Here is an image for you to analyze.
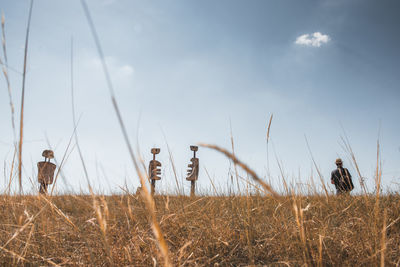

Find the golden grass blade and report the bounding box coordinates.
[49,116,82,195]
[70,37,91,188]
[265,114,273,180]
[339,134,368,194]
[304,136,329,199]
[199,143,280,200]
[204,167,218,195]
[92,195,113,265]
[274,152,289,195]
[1,61,16,136]
[1,11,15,128]
[380,208,387,267]
[0,13,21,75]
[162,131,181,195]
[32,253,60,266]
[229,120,241,194]
[2,204,47,249]
[266,113,273,144]
[178,240,192,265]
[80,1,172,266]
[292,198,314,266]
[40,195,78,230]
[18,0,34,194]
[0,245,27,263]
[5,148,16,195]
[236,173,267,195]
[375,140,381,198]
[19,223,34,262]
[1,12,7,62]
[318,235,323,267]
[138,176,172,267]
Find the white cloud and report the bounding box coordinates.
[295,32,330,47]
[119,65,134,76]
[81,56,135,92]
[87,57,135,78]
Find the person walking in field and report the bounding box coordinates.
[331,158,354,195]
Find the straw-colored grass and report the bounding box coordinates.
[1,2,399,266]
[0,194,399,265]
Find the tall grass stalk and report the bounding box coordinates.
[5,149,16,194]
[162,132,181,195]
[80,1,172,265]
[48,121,81,195]
[373,140,384,264]
[305,136,329,200]
[92,195,113,265]
[200,143,280,200]
[340,134,368,194]
[275,155,290,195]
[229,120,241,194]
[70,37,90,188]
[19,223,34,263]
[204,167,218,195]
[18,0,34,194]
[1,12,16,138]
[292,196,314,266]
[380,208,387,267]
[266,113,273,178]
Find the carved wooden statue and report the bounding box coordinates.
[186,146,199,197]
[148,148,161,195]
[37,150,56,194]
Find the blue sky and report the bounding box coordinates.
[0,0,399,194]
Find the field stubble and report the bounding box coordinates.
[1,3,399,266]
[0,194,399,266]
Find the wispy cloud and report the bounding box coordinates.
[295,32,330,47]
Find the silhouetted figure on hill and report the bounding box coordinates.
[331,158,354,195]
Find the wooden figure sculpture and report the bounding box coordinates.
[148,148,161,196]
[37,150,56,194]
[186,146,199,197]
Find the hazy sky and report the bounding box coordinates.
[0,0,399,194]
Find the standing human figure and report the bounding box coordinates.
[331,158,354,195]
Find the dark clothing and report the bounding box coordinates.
[331,167,354,194]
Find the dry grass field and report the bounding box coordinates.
[1,2,399,266]
[0,193,399,266]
